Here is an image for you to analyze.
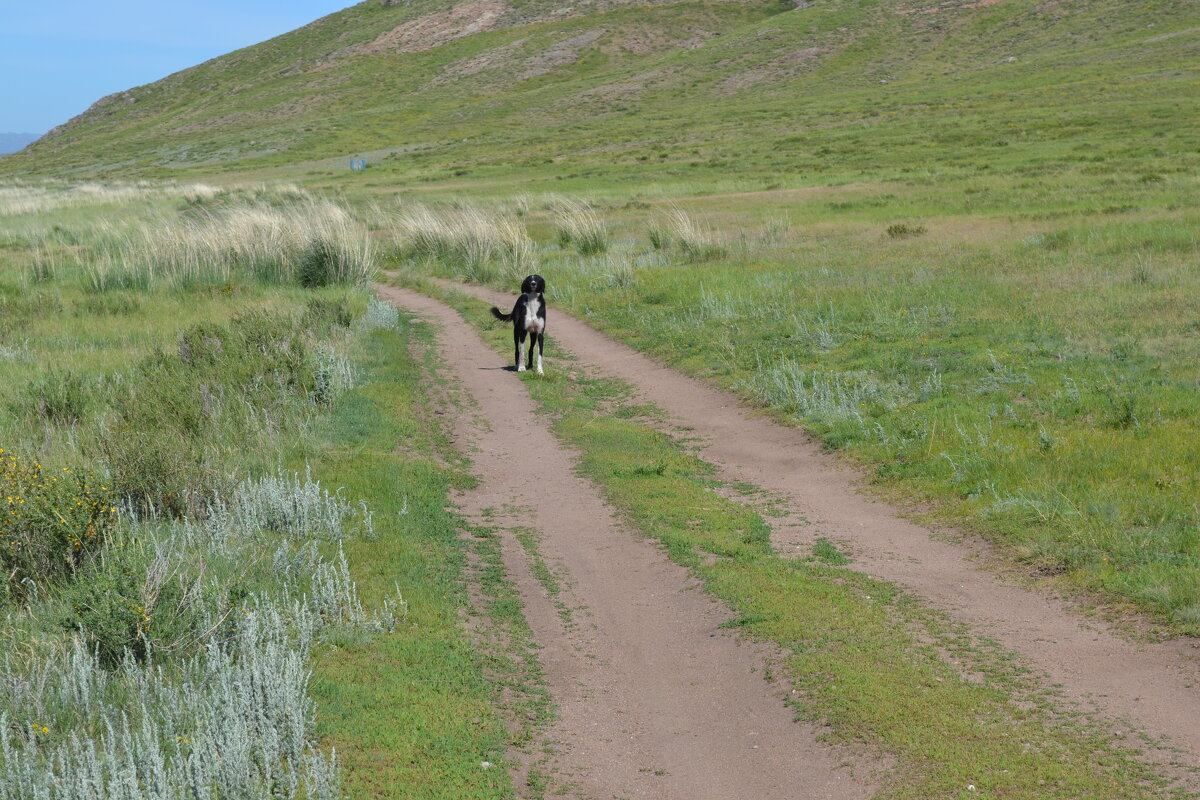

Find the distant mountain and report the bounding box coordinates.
[0,133,40,155]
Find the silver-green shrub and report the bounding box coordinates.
[0,464,404,799]
[359,296,400,331]
[0,605,340,800]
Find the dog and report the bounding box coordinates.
[490,274,546,374]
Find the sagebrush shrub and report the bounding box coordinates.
[57,535,250,668]
[0,605,342,800]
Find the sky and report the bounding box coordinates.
[0,1,355,135]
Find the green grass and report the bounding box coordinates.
[523,199,1200,632]
[404,276,1180,799]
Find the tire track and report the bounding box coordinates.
[376,284,876,800]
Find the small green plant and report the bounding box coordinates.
[886,222,927,239]
[812,537,852,566]
[1025,229,1072,250]
[302,294,356,333]
[298,238,337,288]
[1131,254,1154,285]
[647,225,670,250]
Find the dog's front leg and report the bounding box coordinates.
[516,330,527,372]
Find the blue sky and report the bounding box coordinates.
[0,1,354,134]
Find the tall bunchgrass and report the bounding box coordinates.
[654,208,726,262]
[551,198,609,256]
[85,199,374,291]
[394,203,534,283]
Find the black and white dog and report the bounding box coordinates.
[490,274,547,374]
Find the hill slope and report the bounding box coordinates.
[1,0,1197,188]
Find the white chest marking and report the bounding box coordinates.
[524,296,545,334]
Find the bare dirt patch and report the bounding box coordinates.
[376,283,877,800]
[441,279,1200,793]
[719,47,827,94]
[431,38,532,85]
[347,0,510,58]
[518,30,605,81]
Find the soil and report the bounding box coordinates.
[376,284,878,799]
[428,279,1200,793]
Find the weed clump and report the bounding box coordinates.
[886,222,927,239]
[0,452,116,602]
[20,370,95,425]
[298,239,338,288]
[647,225,670,251]
[302,294,356,334]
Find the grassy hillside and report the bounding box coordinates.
[2,0,1196,192]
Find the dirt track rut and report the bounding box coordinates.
[427,279,1200,789]
[377,284,875,800]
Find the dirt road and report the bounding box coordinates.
[426,279,1200,788]
[377,284,877,800]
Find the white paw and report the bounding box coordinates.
[536,367,544,375]
[517,365,526,372]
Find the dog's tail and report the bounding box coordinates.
[490,306,514,322]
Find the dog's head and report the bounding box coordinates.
[521,274,545,295]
